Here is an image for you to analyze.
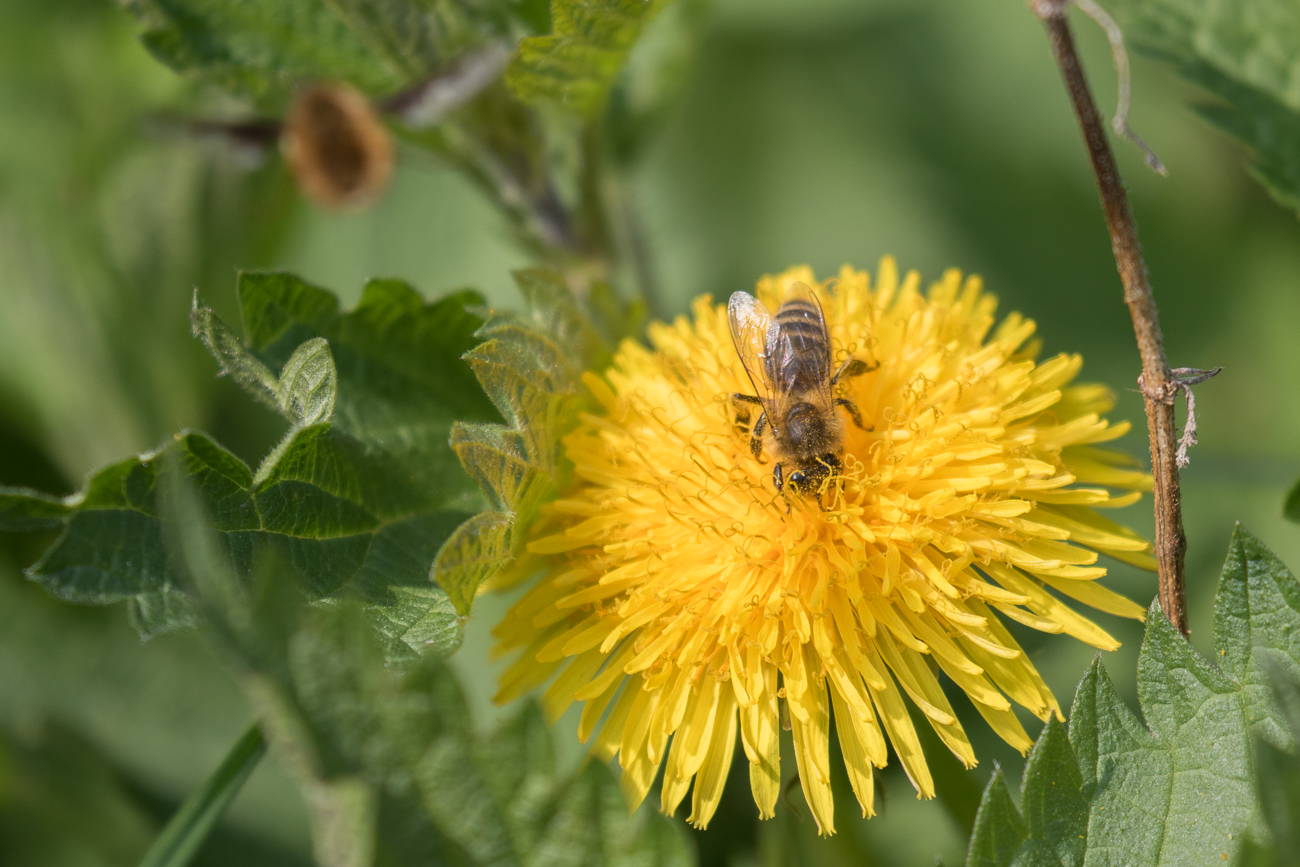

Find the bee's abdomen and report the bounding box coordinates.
[775,299,827,343]
[769,299,831,390]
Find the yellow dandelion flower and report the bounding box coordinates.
[490,258,1153,835]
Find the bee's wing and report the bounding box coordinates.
[771,281,834,408]
[727,291,778,412]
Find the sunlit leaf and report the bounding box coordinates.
[433,268,641,616]
[506,0,674,115]
[17,273,494,653]
[965,524,1300,867]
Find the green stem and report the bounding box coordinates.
[137,724,267,867]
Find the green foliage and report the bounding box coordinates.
[1234,674,1300,867]
[1,273,494,654]
[506,0,673,115]
[433,268,641,615]
[1285,475,1300,523]
[1107,0,1300,215]
[165,473,694,867]
[125,0,502,105]
[965,525,1300,867]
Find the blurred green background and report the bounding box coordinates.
[2,0,1297,864]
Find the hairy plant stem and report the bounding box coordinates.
[1031,0,1189,634]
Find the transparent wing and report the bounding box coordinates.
[770,281,833,409]
[727,291,778,414]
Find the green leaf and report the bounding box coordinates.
[0,487,71,532]
[433,268,640,616]
[127,0,402,103]
[191,298,280,413]
[506,0,673,115]
[1235,672,1300,866]
[1107,0,1300,216]
[137,724,267,867]
[965,770,1026,867]
[125,0,512,106]
[965,524,1300,867]
[276,337,338,426]
[21,273,493,652]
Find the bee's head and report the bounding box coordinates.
[788,453,842,495]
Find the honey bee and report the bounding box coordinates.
[728,282,873,496]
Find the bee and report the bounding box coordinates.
[728,282,873,496]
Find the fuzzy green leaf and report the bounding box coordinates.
[22,274,493,653]
[433,269,640,616]
[966,524,1300,867]
[127,0,403,103]
[1235,674,1300,866]
[506,0,672,115]
[276,337,338,426]
[0,487,71,532]
[191,298,280,412]
[124,0,514,108]
[1107,0,1300,216]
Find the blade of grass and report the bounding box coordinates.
[137,724,266,867]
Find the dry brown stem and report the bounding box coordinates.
[1030,0,1189,634]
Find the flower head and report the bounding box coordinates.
[491,260,1152,834]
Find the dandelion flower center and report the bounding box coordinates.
[492,260,1152,835]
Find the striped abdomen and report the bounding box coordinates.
[765,297,831,394]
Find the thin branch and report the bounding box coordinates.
[1030,0,1192,634]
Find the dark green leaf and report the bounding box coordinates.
[434,268,640,616]
[22,274,492,651]
[137,725,267,867]
[0,487,71,532]
[1236,672,1300,866]
[1017,719,1086,867]
[966,525,1300,867]
[1214,525,1300,750]
[125,0,511,107]
[506,0,673,115]
[127,0,404,103]
[965,770,1025,867]
[1108,0,1300,216]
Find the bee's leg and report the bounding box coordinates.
[750,412,768,461]
[834,397,871,431]
[831,357,876,385]
[773,462,784,493]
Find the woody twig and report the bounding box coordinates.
[1030,0,1215,635]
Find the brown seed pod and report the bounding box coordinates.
[282,83,393,210]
